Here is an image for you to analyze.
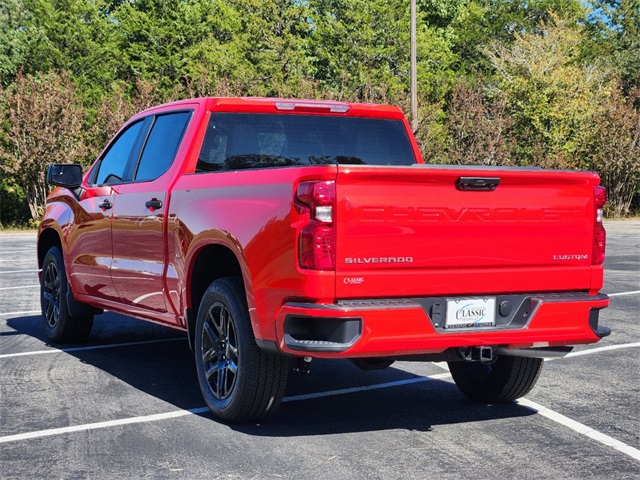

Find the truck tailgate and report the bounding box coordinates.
[334,165,601,298]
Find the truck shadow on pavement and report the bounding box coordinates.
[234,358,537,437]
[6,313,536,436]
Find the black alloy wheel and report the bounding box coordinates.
[40,246,93,342]
[42,257,62,329]
[200,302,239,402]
[194,277,289,422]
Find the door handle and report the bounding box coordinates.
[145,199,163,210]
[98,200,112,210]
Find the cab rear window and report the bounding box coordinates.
[196,113,416,172]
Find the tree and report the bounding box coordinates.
[8,0,123,104]
[580,86,640,216]
[0,176,30,227]
[587,0,640,89]
[451,0,587,75]
[226,0,314,97]
[0,0,36,87]
[309,0,458,104]
[85,79,167,166]
[485,14,612,167]
[443,81,514,166]
[309,0,413,102]
[0,70,86,220]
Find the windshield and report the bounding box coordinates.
[196,113,416,172]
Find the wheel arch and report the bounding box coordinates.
[186,241,257,349]
[37,194,74,271]
[37,227,63,271]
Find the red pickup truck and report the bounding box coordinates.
[39,97,610,422]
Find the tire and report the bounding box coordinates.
[448,355,543,403]
[40,246,93,343]
[194,277,289,422]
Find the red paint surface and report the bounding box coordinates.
[38,97,609,356]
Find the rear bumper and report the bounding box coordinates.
[273,293,610,358]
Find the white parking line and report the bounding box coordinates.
[0,375,447,445]
[542,342,640,363]
[1,371,639,463]
[0,269,40,274]
[281,373,452,403]
[0,407,209,445]
[431,363,640,462]
[608,290,640,297]
[0,285,40,291]
[0,337,187,360]
[564,342,640,358]
[0,310,40,317]
[517,398,640,461]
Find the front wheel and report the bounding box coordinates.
[194,277,289,422]
[448,355,543,403]
[40,246,93,342]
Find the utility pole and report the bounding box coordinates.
[410,0,418,133]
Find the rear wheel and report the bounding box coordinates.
[40,246,93,342]
[194,277,289,422]
[448,355,543,402]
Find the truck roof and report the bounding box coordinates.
[135,97,407,120]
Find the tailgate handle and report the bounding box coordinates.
[456,177,500,191]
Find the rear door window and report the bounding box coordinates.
[134,111,192,182]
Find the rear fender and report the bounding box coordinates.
[183,233,261,338]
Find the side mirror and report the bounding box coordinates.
[46,164,83,189]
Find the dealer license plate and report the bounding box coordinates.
[445,298,496,329]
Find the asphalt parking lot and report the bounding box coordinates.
[1,222,639,479]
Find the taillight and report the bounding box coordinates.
[296,181,336,270]
[593,186,606,265]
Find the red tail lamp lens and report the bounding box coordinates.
[296,181,336,270]
[592,186,606,265]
